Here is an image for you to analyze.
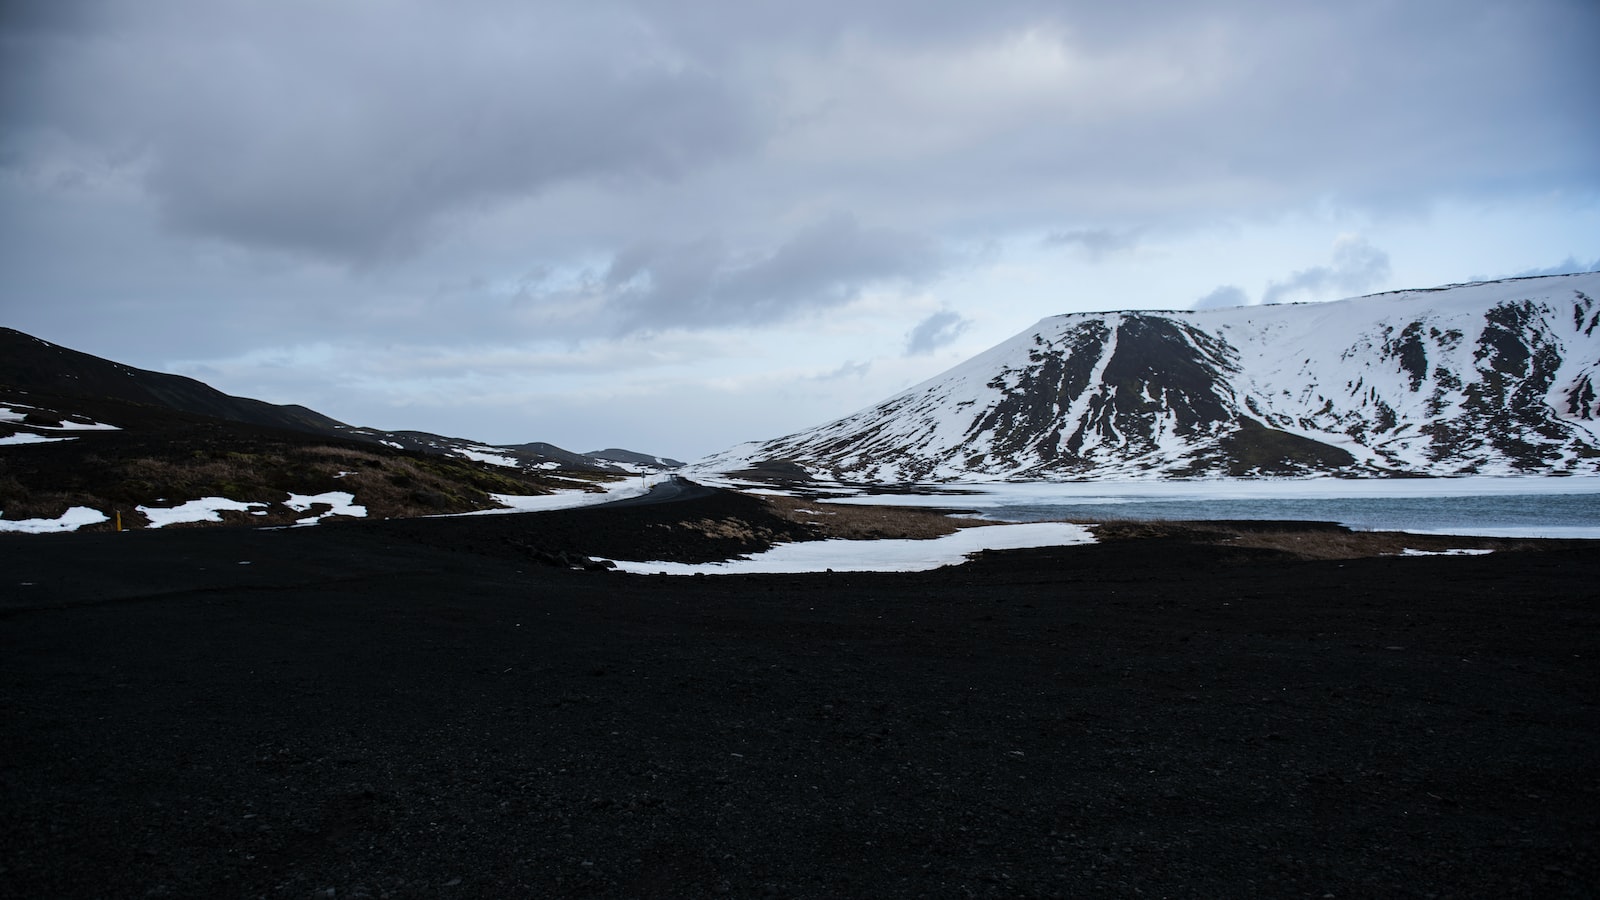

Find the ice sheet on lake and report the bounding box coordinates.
[695,474,1600,539]
[609,522,1094,575]
[810,475,1600,507]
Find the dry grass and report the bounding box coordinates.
[0,442,617,530]
[0,487,85,521]
[758,498,1554,560]
[1090,518,1538,559]
[762,495,981,540]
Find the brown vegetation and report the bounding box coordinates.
[762,494,982,540]
[764,495,1549,560]
[1089,518,1546,559]
[0,440,616,529]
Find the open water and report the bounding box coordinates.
[990,490,1600,538]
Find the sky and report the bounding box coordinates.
[2,0,1597,461]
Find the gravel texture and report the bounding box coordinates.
[2,489,1596,898]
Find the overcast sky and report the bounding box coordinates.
[3,0,1597,459]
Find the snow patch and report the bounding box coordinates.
[0,432,75,445]
[0,405,119,431]
[0,506,109,533]
[139,497,269,528]
[284,491,367,525]
[609,522,1095,575]
[455,446,521,467]
[453,478,657,515]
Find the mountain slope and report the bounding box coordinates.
[0,328,346,434]
[0,328,679,475]
[702,273,1600,481]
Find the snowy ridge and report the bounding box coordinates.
[699,274,1600,481]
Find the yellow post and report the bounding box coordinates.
[115,510,122,532]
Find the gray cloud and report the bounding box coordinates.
[905,310,971,355]
[596,213,945,331]
[810,359,873,381]
[1510,256,1600,278]
[3,0,1597,457]
[7,0,1596,270]
[4,1,759,262]
[1192,285,1249,310]
[1261,236,1392,305]
[1043,227,1144,262]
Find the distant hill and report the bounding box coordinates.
[0,328,680,475]
[585,448,688,471]
[702,273,1600,480]
[1,329,679,529]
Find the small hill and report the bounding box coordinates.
[0,328,681,476]
[0,388,619,529]
[0,333,638,530]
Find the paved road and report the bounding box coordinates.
[596,474,718,508]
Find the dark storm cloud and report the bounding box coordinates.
[3,0,759,261]
[9,0,1596,265]
[146,65,749,261]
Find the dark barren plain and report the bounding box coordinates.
[2,487,1597,899]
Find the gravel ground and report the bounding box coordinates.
[2,489,1596,898]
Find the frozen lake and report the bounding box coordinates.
[811,476,1600,539]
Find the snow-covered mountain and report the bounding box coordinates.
[702,273,1600,481]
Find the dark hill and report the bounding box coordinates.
[1,328,682,478]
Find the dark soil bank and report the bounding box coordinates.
[2,495,1597,898]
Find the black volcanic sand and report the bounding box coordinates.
[2,490,1597,898]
